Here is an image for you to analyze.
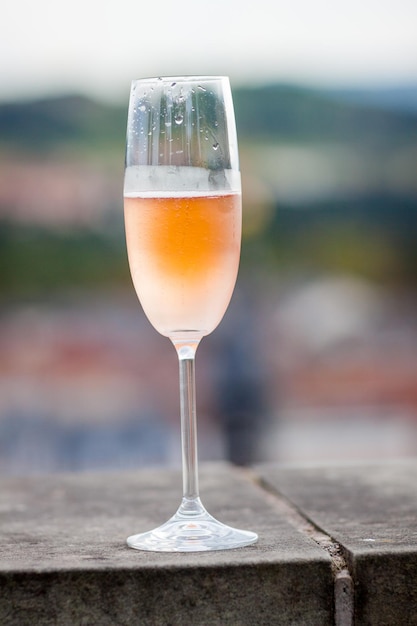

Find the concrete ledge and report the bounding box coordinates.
[258,461,417,626]
[0,461,416,625]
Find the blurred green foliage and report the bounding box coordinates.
[233,84,417,146]
[0,222,130,298]
[0,95,126,154]
[241,195,417,285]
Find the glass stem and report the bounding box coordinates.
[173,340,201,504]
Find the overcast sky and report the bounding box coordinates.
[2,0,417,103]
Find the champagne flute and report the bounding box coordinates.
[123,76,258,552]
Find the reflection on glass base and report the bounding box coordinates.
[127,498,258,552]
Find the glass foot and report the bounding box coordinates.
[127,498,258,552]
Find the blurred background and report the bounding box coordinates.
[1,0,416,474]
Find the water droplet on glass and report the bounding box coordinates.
[165,121,172,127]
[198,85,206,92]
[171,82,176,87]
[213,142,219,150]
[139,104,146,112]
[214,121,219,127]
[175,113,184,125]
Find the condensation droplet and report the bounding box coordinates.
[139,104,146,112]
[165,121,172,127]
[175,113,184,125]
[213,142,219,150]
[198,85,206,92]
[171,82,176,87]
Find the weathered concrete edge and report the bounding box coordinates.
[0,558,334,626]
[250,461,417,626]
[0,465,336,625]
[250,469,354,626]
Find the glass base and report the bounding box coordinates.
[127,497,258,552]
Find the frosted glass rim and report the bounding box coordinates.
[131,75,230,85]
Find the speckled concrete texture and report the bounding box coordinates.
[1,461,416,625]
[0,464,333,625]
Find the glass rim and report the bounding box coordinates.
[131,75,230,85]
